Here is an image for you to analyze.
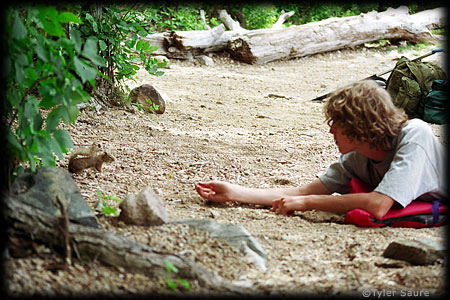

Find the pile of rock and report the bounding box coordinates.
[10,167,268,271]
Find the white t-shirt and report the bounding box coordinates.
[319,119,447,207]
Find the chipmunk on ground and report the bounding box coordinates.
[68,143,114,173]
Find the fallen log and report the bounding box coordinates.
[227,6,444,64]
[143,24,238,59]
[143,6,444,64]
[4,197,249,294]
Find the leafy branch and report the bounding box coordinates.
[5,6,102,177]
[4,4,165,181]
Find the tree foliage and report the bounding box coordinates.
[4,5,163,180]
[138,2,441,31]
[76,5,165,84]
[5,6,98,177]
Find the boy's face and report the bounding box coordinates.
[329,122,362,154]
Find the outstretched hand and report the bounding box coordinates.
[271,196,308,216]
[194,181,235,203]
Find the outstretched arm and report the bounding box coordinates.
[195,178,331,206]
[272,190,395,219]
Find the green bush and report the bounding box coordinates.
[139,3,440,31]
[142,4,220,31]
[76,5,166,84]
[4,5,164,181]
[5,6,101,177]
[241,4,280,29]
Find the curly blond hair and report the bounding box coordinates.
[324,80,408,151]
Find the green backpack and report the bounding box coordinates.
[385,56,446,119]
[421,80,449,124]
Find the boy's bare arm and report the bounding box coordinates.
[272,191,395,219]
[195,178,331,206]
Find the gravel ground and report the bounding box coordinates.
[5,43,447,297]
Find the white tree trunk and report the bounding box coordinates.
[143,6,445,64]
[228,6,444,64]
[143,24,239,58]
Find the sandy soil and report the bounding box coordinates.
[5,45,447,297]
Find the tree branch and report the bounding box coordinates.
[218,9,247,33]
[271,11,295,29]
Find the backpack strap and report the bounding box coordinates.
[432,200,441,226]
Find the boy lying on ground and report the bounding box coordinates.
[195,80,447,225]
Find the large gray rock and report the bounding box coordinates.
[11,167,99,228]
[119,187,168,226]
[383,238,445,265]
[173,219,267,270]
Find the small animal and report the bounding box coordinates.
[68,143,114,173]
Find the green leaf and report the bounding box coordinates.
[73,57,97,83]
[70,29,82,54]
[46,106,62,131]
[6,88,21,108]
[101,204,118,216]
[82,37,106,67]
[124,39,135,49]
[67,105,80,123]
[24,67,38,89]
[37,6,65,37]
[58,12,83,24]
[53,129,73,150]
[48,135,64,159]
[146,45,159,54]
[84,13,98,33]
[36,45,49,63]
[135,39,148,51]
[98,39,107,51]
[166,280,177,291]
[165,261,179,273]
[39,83,60,108]
[137,30,148,37]
[23,96,40,119]
[36,136,57,165]
[178,278,191,290]
[69,88,90,106]
[11,13,27,40]
[6,127,23,152]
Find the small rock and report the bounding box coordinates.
[119,187,168,226]
[197,55,214,66]
[383,238,445,265]
[129,84,166,114]
[210,209,220,218]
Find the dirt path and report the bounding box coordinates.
[6,45,446,296]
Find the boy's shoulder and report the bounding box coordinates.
[398,118,439,149]
[400,118,433,138]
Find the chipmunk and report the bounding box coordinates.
[68,143,114,174]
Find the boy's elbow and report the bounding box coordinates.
[368,192,395,220]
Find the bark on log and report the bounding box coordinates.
[227,6,444,64]
[143,6,444,64]
[142,24,238,59]
[4,197,249,294]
